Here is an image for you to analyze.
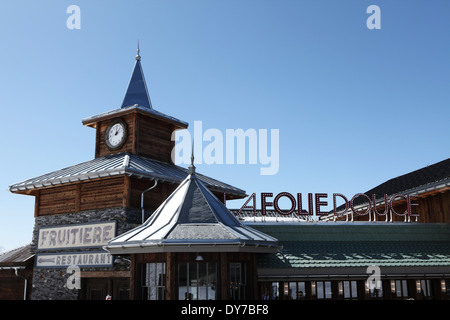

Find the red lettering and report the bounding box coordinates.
[297,193,314,216]
[261,193,273,216]
[315,193,328,216]
[372,194,389,217]
[273,192,296,215]
[333,193,348,216]
[237,193,256,216]
[350,193,371,216]
[389,194,408,216]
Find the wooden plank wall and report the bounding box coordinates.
[34,177,179,216]
[94,112,176,164]
[36,177,124,216]
[0,268,33,300]
[137,115,175,163]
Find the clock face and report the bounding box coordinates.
[105,120,127,150]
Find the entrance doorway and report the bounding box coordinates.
[178,262,218,300]
[82,278,130,300]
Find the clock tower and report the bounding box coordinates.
[82,46,188,162]
[9,47,246,300]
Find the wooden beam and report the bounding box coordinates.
[81,271,130,278]
[123,175,131,207]
[34,190,40,218]
[220,252,229,300]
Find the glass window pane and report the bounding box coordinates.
[178,263,188,300]
[325,281,332,299]
[178,262,218,300]
[297,282,306,299]
[344,281,350,298]
[142,263,166,300]
[395,280,402,297]
[351,281,358,298]
[317,282,324,299]
[271,282,279,300]
[289,282,296,299]
[402,280,408,297]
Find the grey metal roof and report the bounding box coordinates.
[105,171,278,254]
[9,152,246,198]
[121,49,152,109]
[81,104,188,129]
[82,48,188,129]
[0,244,34,267]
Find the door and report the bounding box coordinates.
[83,278,130,300]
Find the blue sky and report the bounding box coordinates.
[1,0,450,251]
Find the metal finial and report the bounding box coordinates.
[136,40,141,61]
[188,140,196,175]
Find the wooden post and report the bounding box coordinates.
[34,190,40,217]
[166,252,177,300]
[95,122,101,158]
[220,253,229,300]
[251,253,258,299]
[129,254,137,300]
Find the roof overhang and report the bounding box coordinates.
[104,240,279,255]
[82,104,188,130]
[9,153,247,199]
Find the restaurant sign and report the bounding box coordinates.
[236,192,419,220]
[35,251,113,268]
[37,221,116,250]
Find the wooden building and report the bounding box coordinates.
[7,48,246,300]
[4,47,450,300]
[105,163,278,300]
[320,157,450,223]
[0,245,33,300]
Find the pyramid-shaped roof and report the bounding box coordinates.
[105,170,278,254]
[82,47,188,129]
[121,46,152,109]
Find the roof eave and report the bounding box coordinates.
[104,241,279,255]
[82,105,188,129]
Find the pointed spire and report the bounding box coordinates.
[188,140,196,175]
[121,43,152,109]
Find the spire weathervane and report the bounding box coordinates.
[188,140,196,175]
[136,40,141,61]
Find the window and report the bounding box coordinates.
[418,280,432,298]
[287,282,306,299]
[393,280,409,299]
[260,282,279,300]
[315,281,332,299]
[367,279,383,299]
[178,262,218,300]
[339,281,358,300]
[141,262,166,300]
[229,263,246,300]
